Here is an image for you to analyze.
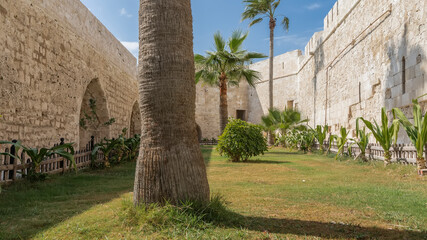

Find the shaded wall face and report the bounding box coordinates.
[129,102,142,137]
[195,82,249,139]
[246,0,426,143]
[0,0,138,148]
[79,79,111,148]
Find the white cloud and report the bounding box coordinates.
[306,3,321,10]
[121,41,139,58]
[120,8,133,18]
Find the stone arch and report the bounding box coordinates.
[196,124,202,142]
[79,78,110,148]
[129,101,142,137]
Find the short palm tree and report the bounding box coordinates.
[195,31,265,133]
[261,108,308,136]
[392,96,427,171]
[242,0,289,111]
[358,108,399,166]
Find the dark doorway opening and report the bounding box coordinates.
[236,110,246,121]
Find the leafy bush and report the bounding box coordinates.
[91,131,141,168]
[217,118,267,162]
[282,129,315,153]
[261,108,308,146]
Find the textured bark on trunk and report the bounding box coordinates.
[219,74,228,133]
[269,18,275,110]
[268,18,276,146]
[416,157,426,170]
[384,151,391,166]
[134,0,210,205]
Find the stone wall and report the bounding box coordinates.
[247,0,427,143]
[0,0,139,149]
[195,83,249,139]
[1,0,425,145]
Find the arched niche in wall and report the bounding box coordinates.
[129,101,142,137]
[196,124,202,142]
[79,78,111,149]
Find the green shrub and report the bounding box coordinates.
[282,129,315,153]
[217,118,267,162]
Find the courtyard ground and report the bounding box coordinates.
[0,146,426,239]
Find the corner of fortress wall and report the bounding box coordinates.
[0,0,139,148]
[246,0,427,143]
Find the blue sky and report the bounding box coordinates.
[80,0,337,60]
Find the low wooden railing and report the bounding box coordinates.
[316,141,423,166]
[0,138,103,183]
[200,139,218,146]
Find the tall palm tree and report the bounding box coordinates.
[134,0,210,205]
[242,0,289,111]
[195,31,265,133]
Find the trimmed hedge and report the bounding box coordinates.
[217,118,268,162]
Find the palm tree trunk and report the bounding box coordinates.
[416,157,426,170]
[269,19,275,110]
[268,18,275,145]
[219,75,228,133]
[384,150,391,166]
[134,0,210,205]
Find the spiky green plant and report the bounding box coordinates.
[0,141,21,160]
[352,121,371,162]
[392,95,427,170]
[357,108,399,166]
[91,138,120,168]
[0,141,76,181]
[335,127,349,160]
[314,125,328,153]
[327,134,337,155]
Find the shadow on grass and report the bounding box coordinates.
[229,214,427,239]
[0,162,136,240]
[266,150,305,155]
[240,159,291,164]
[201,145,215,166]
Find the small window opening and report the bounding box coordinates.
[358,82,361,102]
[287,100,294,110]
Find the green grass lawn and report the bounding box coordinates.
[1,146,426,239]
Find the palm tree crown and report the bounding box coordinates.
[242,0,289,30]
[195,31,265,87]
[195,30,265,133]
